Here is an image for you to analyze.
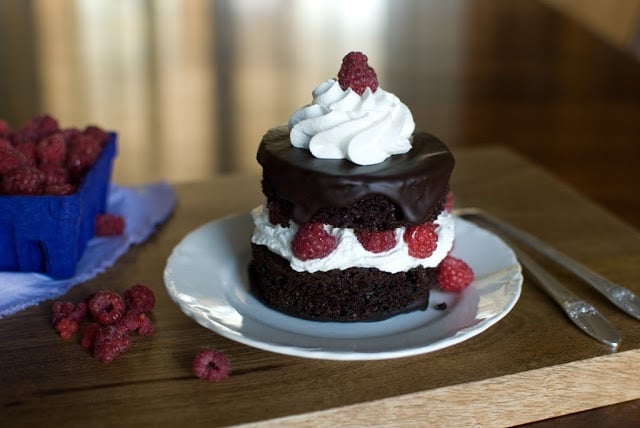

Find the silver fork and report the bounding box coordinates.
[454,208,635,348]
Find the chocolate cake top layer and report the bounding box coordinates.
[257,126,455,225]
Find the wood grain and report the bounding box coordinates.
[1,147,639,426]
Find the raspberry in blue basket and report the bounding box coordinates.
[29,114,60,139]
[0,119,9,138]
[0,166,44,195]
[124,283,155,313]
[0,144,28,174]
[93,325,132,363]
[192,349,231,381]
[60,127,81,143]
[37,133,67,166]
[45,183,76,196]
[12,126,38,145]
[15,142,37,166]
[40,164,70,186]
[67,134,102,177]
[95,213,125,236]
[84,125,109,146]
[88,291,126,326]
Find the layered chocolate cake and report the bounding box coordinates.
[248,52,471,322]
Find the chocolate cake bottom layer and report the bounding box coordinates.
[249,244,437,322]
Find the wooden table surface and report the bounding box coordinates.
[2,151,639,426]
[1,0,639,426]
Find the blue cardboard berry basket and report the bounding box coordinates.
[0,133,117,278]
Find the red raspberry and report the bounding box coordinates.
[12,126,38,145]
[52,301,75,325]
[118,310,154,336]
[60,127,81,143]
[80,323,100,350]
[40,164,70,186]
[403,222,439,258]
[444,192,454,213]
[0,119,9,138]
[67,134,102,177]
[54,317,79,340]
[66,152,92,178]
[192,349,231,381]
[36,133,67,166]
[355,230,397,253]
[52,301,87,325]
[88,291,126,326]
[0,166,44,195]
[118,309,141,332]
[291,222,338,260]
[337,51,379,95]
[29,114,59,139]
[93,326,132,363]
[0,138,13,150]
[15,142,37,166]
[124,283,155,313]
[45,183,76,195]
[84,125,109,146]
[0,144,28,174]
[137,316,154,336]
[436,256,474,292]
[95,213,126,236]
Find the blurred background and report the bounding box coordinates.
[0,0,639,224]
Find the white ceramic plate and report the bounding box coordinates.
[164,213,522,360]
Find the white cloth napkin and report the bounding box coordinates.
[0,181,176,318]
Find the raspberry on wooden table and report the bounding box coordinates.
[124,283,155,313]
[93,325,132,363]
[87,291,126,326]
[192,349,231,381]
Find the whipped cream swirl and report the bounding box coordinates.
[288,79,415,165]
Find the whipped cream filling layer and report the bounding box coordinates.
[251,205,454,274]
[288,79,415,166]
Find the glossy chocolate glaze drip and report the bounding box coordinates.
[257,126,455,225]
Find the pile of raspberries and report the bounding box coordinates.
[52,284,155,363]
[0,114,109,196]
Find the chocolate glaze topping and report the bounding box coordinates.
[257,125,455,225]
